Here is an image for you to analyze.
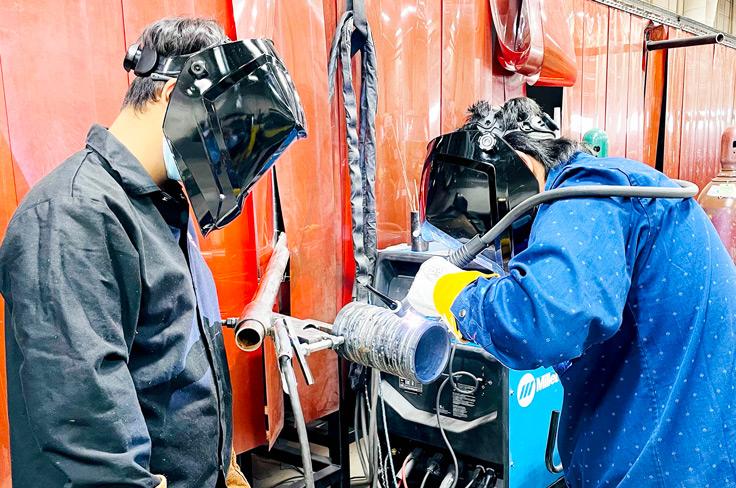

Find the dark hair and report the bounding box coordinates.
[122,17,229,111]
[500,97,591,172]
[464,97,591,173]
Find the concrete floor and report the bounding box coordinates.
[252,441,366,487]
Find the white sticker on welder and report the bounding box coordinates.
[707,184,736,199]
[399,378,423,394]
[452,390,476,419]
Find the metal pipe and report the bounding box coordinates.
[280,355,315,488]
[235,233,289,351]
[410,210,428,252]
[646,33,724,51]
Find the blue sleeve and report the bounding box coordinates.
[451,165,641,370]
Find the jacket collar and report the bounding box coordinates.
[85,124,161,196]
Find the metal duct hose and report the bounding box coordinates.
[332,302,451,384]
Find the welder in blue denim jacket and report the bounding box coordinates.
[409,97,736,487]
[0,18,305,488]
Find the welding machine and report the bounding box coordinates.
[373,244,565,488]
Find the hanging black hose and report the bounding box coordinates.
[327,3,379,303]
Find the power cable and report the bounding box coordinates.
[419,471,432,488]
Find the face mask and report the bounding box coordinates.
[162,137,181,182]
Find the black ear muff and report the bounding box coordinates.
[123,43,141,72]
[123,43,159,77]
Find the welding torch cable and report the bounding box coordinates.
[379,379,400,488]
[448,180,699,267]
[362,388,375,483]
[370,370,381,488]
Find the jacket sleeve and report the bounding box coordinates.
[0,197,159,487]
[451,166,642,370]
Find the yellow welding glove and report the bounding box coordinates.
[434,270,494,340]
[155,475,167,488]
[226,448,251,488]
[406,257,495,340]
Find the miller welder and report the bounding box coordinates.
[373,245,565,488]
[371,102,565,488]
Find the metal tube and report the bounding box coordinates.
[235,233,290,351]
[410,210,428,252]
[646,33,724,51]
[302,338,344,355]
[280,355,315,488]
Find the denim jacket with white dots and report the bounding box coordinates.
[452,152,736,487]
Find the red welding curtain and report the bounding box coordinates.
[2,1,736,483]
[561,4,736,186]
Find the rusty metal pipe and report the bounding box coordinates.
[646,33,724,51]
[234,233,290,351]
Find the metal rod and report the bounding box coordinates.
[302,338,344,355]
[410,210,428,252]
[235,233,290,351]
[646,33,724,51]
[280,356,316,488]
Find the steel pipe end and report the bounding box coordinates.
[234,320,266,352]
[716,33,726,44]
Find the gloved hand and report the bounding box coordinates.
[405,256,494,340]
[155,475,167,488]
[226,450,251,488]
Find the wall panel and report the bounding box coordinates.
[441,0,496,132]
[642,25,667,167]
[366,0,443,247]
[625,16,647,161]
[604,9,631,156]
[0,1,129,199]
[268,0,342,422]
[0,58,15,488]
[561,0,586,138]
[581,1,609,133]
[663,30,688,179]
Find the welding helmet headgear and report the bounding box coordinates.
[124,39,307,236]
[421,103,555,258]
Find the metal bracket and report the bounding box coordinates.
[592,0,736,50]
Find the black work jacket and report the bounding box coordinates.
[0,125,232,487]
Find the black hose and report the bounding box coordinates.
[447,180,698,267]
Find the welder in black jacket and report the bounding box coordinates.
[0,17,305,488]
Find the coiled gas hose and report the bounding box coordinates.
[448,180,698,267]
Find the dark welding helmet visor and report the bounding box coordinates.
[162,39,307,235]
[421,130,539,256]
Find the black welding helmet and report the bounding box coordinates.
[125,39,307,235]
[421,103,555,259]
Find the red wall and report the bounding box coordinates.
[562,5,736,188]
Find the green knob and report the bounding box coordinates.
[583,128,609,158]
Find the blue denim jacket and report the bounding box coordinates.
[452,152,736,487]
